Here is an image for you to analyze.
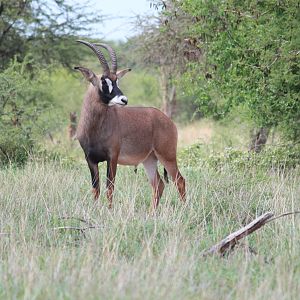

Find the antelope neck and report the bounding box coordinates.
[97,104,109,131]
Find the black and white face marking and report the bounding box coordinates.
[99,76,128,106]
[105,78,113,94]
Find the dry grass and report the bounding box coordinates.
[0,159,300,299]
[178,120,213,147]
[177,119,251,151]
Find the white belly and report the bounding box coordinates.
[117,150,152,166]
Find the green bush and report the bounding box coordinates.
[178,143,300,170]
[0,126,35,166]
[0,58,52,166]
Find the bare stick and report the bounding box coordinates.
[58,216,95,227]
[53,226,91,239]
[266,211,300,223]
[203,212,274,257]
[52,225,100,239]
[53,226,94,231]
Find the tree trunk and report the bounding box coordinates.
[160,67,177,118]
[169,85,177,117]
[249,127,270,153]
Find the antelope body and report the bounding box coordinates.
[75,40,186,209]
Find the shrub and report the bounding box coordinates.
[0,58,52,166]
[178,143,300,170]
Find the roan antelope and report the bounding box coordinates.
[75,40,186,209]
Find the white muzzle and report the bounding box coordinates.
[108,95,128,106]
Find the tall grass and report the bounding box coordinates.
[0,160,299,299]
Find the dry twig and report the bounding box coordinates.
[52,215,101,239]
[203,212,274,257]
[52,225,97,239]
[203,210,300,257]
[58,216,95,227]
[266,211,300,223]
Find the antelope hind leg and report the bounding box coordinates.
[156,156,186,203]
[143,154,165,210]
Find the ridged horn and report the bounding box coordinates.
[94,43,117,74]
[76,40,110,75]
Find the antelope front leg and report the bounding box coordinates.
[106,158,118,209]
[86,157,100,199]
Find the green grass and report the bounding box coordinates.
[0,159,300,299]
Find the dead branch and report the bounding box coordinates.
[53,226,96,239]
[58,216,95,227]
[266,211,300,223]
[53,226,90,231]
[203,212,274,257]
[51,214,102,239]
[203,210,300,257]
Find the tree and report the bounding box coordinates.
[135,0,201,118]
[0,0,102,70]
[0,0,103,165]
[180,0,300,144]
[0,58,52,165]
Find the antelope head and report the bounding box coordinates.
[74,40,131,106]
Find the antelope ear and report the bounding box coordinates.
[74,66,99,86]
[116,68,131,79]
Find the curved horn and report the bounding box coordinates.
[94,43,117,74]
[76,40,110,75]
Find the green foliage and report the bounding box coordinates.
[0,126,34,166]
[180,0,300,141]
[179,142,300,170]
[45,67,85,126]
[121,70,161,107]
[0,0,102,70]
[34,148,79,169]
[0,59,52,165]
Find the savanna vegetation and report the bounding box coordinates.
[0,0,299,299]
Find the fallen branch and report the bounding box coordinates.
[52,214,104,239]
[53,226,95,231]
[203,211,300,257]
[53,226,96,239]
[58,216,95,227]
[203,212,274,257]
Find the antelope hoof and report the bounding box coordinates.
[92,188,100,200]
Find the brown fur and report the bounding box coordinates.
[76,74,186,209]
